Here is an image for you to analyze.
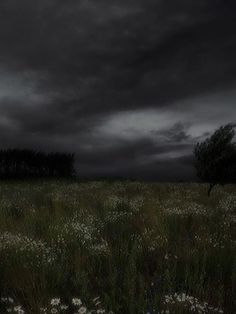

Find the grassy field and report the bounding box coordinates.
[0,181,235,314]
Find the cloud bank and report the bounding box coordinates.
[0,0,236,180]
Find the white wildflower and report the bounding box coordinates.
[50,298,60,306]
[72,298,82,306]
[78,306,87,314]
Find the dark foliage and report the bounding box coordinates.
[0,149,75,179]
[194,124,236,195]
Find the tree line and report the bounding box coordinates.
[0,149,75,179]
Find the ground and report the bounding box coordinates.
[0,181,235,313]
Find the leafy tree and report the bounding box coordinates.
[194,124,236,196]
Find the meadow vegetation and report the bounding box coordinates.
[0,181,235,313]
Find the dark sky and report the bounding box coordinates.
[0,0,236,180]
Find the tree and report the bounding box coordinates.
[194,124,236,196]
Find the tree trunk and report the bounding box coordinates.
[208,183,215,197]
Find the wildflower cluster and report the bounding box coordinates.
[52,212,110,256]
[162,293,224,313]
[1,296,114,314]
[161,200,208,217]
[39,296,112,313]
[194,232,236,249]
[0,232,55,267]
[1,297,25,314]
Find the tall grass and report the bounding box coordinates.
[0,181,235,313]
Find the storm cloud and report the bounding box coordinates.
[0,0,236,180]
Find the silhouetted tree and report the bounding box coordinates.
[194,124,236,196]
[0,149,75,179]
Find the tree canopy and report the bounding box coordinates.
[194,124,236,195]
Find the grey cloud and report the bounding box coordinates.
[152,123,191,143]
